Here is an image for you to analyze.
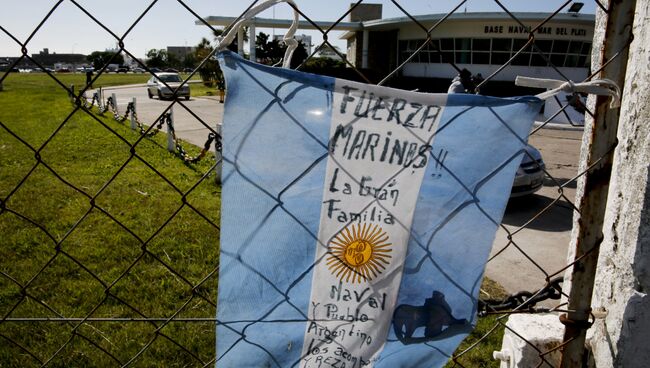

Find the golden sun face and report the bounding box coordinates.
[326,223,392,284]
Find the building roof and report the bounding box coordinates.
[341,12,595,38]
[365,11,594,28]
[198,16,362,31]
[199,12,595,40]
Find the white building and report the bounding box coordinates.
[200,4,594,94]
[343,10,594,87]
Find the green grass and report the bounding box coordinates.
[189,83,223,100]
[1,72,509,367]
[444,279,509,368]
[0,72,219,367]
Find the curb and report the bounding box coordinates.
[533,121,585,131]
[98,80,203,91]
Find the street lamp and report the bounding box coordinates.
[568,2,584,16]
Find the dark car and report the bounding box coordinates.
[116,66,130,73]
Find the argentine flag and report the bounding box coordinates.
[216,50,542,367]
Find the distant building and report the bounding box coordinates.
[341,4,594,93]
[315,44,344,61]
[167,46,196,60]
[30,48,87,68]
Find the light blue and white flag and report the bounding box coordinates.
[216,50,542,367]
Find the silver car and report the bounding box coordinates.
[147,72,190,100]
[511,144,546,197]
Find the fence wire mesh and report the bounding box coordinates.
[0,0,628,367]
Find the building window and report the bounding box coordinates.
[511,40,531,66]
[454,38,471,64]
[552,40,570,53]
[396,36,591,68]
[427,39,441,63]
[471,39,490,64]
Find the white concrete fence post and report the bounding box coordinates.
[130,97,136,130]
[167,106,175,152]
[98,87,103,110]
[587,1,650,367]
[111,93,118,115]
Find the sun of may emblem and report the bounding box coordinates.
[327,223,392,283]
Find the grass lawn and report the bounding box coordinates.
[444,278,508,368]
[0,72,220,367]
[189,83,223,99]
[1,72,507,367]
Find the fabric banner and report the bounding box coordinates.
[216,50,542,367]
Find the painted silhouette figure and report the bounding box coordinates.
[392,291,471,345]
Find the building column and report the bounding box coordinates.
[237,28,244,56]
[362,30,369,69]
[249,24,256,62]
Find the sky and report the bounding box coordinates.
[0,0,597,60]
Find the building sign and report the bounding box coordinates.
[483,24,588,37]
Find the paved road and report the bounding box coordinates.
[485,128,583,297]
[94,84,224,151]
[96,85,583,297]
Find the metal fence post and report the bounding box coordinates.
[560,1,636,367]
[130,97,136,130]
[167,106,175,152]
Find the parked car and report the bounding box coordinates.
[132,67,146,73]
[510,144,546,197]
[147,72,190,100]
[116,66,130,73]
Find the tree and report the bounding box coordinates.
[290,41,309,69]
[87,51,124,70]
[255,32,284,64]
[146,49,173,68]
[254,32,308,67]
[182,53,196,69]
[195,38,223,88]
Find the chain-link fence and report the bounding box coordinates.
[0,0,630,366]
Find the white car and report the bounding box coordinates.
[146,72,190,100]
[511,145,546,197]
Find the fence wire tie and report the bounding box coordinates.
[515,76,621,108]
[559,310,595,330]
